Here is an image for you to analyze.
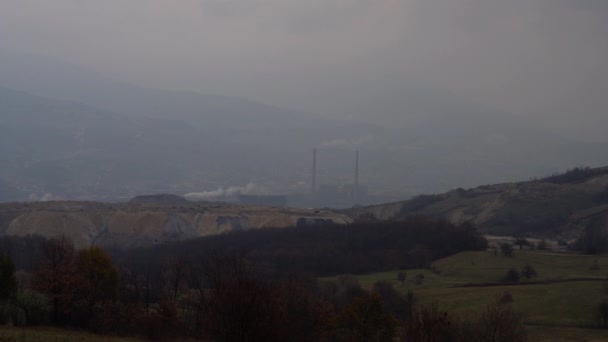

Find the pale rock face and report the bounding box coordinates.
[6,211,100,248]
[0,201,352,248]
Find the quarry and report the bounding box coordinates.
[0,199,351,249]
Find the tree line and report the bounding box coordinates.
[111,216,488,277]
[0,217,520,341]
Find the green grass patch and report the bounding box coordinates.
[527,325,608,342]
[0,326,140,342]
[334,250,608,341]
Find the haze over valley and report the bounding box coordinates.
[1,52,608,204]
[2,2,608,340]
[2,0,608,204]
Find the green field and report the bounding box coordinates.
[348,250,608,341]
[0,326,140,342]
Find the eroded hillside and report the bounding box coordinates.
[0,200,351,248]
[347,167,608,240]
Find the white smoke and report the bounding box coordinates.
[318,135,374,149]
[28,192,62,202]
[184,183,265,201]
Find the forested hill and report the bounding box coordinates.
[112,217,488,277]
[346,166,608,240]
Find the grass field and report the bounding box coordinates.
[347,250,608,341]
[0,326,140,342]
[3,251,608,341]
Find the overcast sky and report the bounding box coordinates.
[1,0,607,139]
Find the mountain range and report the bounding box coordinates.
[1,51,608,203]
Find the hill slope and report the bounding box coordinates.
[346,166,608,239]
[0,200,350,249]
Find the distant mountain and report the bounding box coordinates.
[2,51,608,200]
[0,86,208,200]
[0,51,376,151]
[346,166,608,240]
[337,81,608,194]
[0,86,382,201]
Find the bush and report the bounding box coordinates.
[401,305,455,342]
[521,264,538,280]
[10,289,50,326]
[397,272,407,287]
[541,166,597,184]
[0,253,17,301]
[498,291,514,304]
[515,238,530,250]
[373,281,414,321]
[338,292,397,342]
[501,268,520,283]
[500,243,514,257]
[537,240,548,250]
[478,303,527,342]
[598,299,608,329]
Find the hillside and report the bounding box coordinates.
[0,86,217,201]
[0,200,350,248]
[348,250,608,341]
[346,166,608,240]
[0,86,380,202]
[3,52,608,200]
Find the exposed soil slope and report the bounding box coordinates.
[346,167,608,239]
[0,201,350,248]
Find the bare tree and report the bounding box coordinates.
[521,264,537,280]
[32,235,76,325]
[500,243,514,257]
[479,302,527,342]
[397,272,407,287]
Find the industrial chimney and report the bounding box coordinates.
[312,148,317,195]
[355,150,359,187]
[354,150,359,201]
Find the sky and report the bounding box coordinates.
[1,0,607,139]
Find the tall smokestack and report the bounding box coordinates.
[354,150,359,201]
[312,148,317,194]
[355,150,359,187]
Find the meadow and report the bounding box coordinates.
[0,326,140,342]
[349,250,608,341]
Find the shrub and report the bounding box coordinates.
[397,272,407,287]
[598,299,608,329]
[501,268,520,283]
[521,264,538,280]
[401,305,455,342]
[10,289,50,326]
[515,238,530,250]
[0,253,17,302]
[338,292,397,342]
[373,281,413,321]
[498,291,514,304]
[478,303,527,342]
[500,243,514,257]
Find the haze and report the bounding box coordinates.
[1,0,607,204]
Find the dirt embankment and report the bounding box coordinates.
[0,201,351,248]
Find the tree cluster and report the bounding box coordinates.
[540,166,601,184]
[0,217,501,340]
[576,223,608,254]
[112,217,488,278]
